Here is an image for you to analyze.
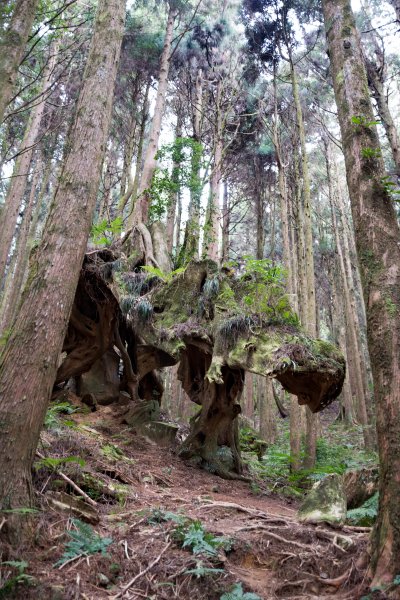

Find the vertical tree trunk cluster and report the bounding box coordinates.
[0,0,126,541]
[0,0,39,124]
[323,0,400,585]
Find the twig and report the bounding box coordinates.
[0,517,6,532]
[36,451,97,507]
[112,540,172,599]
[58,553,84,570]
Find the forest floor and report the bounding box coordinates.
[0,400,376,600]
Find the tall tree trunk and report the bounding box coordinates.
[289,57,318,469]
[166,112,183,253]
[325,138,374,447]
[0,0,39,124]
[180,67,203,262]
[121,79,150,217]
[0,0,125,542]
[221,180,229,262]
[0,44,58,287]
[0,157,42,332]
[259,377,277,444]
[204,84,223,261]
[323,0,400,586]
[244,372,254,421]
[132,5,176,224]
[365,58,400,177]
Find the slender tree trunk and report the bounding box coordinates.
[0,44,58,286]
[323,0,400,586]
[0,157,42,332]
[244,372,254,421]
[290,144,307,471]
[0,0,40,124]
[221,180,229,262]
[259,377,277,444]
[204,86,223,261]
[365,59,400,177]
[166,113,183,253]
[121,79,150,217]
[180,68,203,262]
[289,57,318,469]
[289,57,316,336]
[0,0,125,542]
[132,5,176,224]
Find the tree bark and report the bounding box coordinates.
[259,377,277,444]
[0,0,125,543]
[325,138,373,446]
[132,4,176,224]
[0,0,39,124]
[221,180,229,262]
[0,43,58,287]
[323,0,400,586]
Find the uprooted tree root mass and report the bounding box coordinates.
[55,252,345,479]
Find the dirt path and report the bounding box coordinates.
[1,405,370,599]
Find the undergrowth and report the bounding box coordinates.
[54,519,113,567]
[241,419,378,499]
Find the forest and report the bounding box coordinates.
[0,0,399,598]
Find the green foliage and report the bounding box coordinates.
[347,492,379,526]
[351,115,380,128]
[90,217,123,246]
[134,299,154,324]
[174,520,232,556]
[361,146,381,160]
[185,561,224,578]
[233,257,299,326]
[147,509,231,558]
[242,421,378,497]
[141,264,185,283]
[148,137,204,223]
[220,582,262,600]
[44,402,78,429]
[0,561,34,598]
[380,175,400,201]
[34,455,85,472]
[54,519,112,567]
[203,276,220,299]
[147,508,187,526]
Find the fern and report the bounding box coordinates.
[220,583,262,600]
[34,455,85,471]
[0,561,34,598]
[141,265,185,283]
[147,508,187,526]
[347,492,379,526]
[44,401,78,429]
[185,560,224,578]
[54,519,112,567]
[174,520,231,556]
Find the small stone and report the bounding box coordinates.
[97,573,110,587]
[212,485,219,493]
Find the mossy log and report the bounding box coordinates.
[61,257,345,479]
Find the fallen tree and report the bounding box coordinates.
[57,254,346,479]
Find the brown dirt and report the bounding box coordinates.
[0,404,371,600]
